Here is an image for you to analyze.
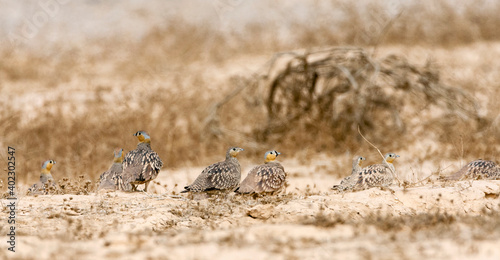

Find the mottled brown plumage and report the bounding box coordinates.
[181,147,244,193]
[352,153,399,191]
[27,160,58,195]
[446,160,500,180]
[237,150,286,194]
[332,155,366,191]
[98,148,125,191]
[122,131,163,192]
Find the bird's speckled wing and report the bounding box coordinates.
[448,160,499,180]
[238,162,286,194]
[185,159,241,192]
[98,170,115,190]
[207,160,241,190]
[122,148,162,184]
[98,163,123,190]
[332,175,357,191]
[121,164,145,184]
[352,164,393,191]
[339,175,352,185]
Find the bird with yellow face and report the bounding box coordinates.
[122,131,163,192]
[28,160,58,195]
[352,153,399,191]
[237,150,286,194]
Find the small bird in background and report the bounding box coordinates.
[98,148,125,191]
[181,147,244,193]
[122,131,163,192]
[446,159,500,181]
[236,150,286,194]
[332,155,366,191]
[28,160,58,195]
[352,153,399,191]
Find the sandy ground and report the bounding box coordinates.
[2,161,500,260]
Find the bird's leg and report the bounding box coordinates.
[144,181,149,192]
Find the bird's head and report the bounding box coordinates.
[113,148,124,163]
[384,153,400,164]
[357,156,366,166]
[265,150,281,163]
[228,147,244,158]
[133,131,151,143]
[42,160,56,173]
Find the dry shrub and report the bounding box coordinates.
[213,47,486,155]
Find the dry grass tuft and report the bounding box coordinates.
[58,176,94,195]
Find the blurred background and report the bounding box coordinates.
[1,0,500,187]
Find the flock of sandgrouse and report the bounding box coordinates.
[27,131,500,195]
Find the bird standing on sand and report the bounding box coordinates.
[236,150,286,194]
[181,147,244,193]
[122,131,163,192]
[28,160,58,195]
[98,148,125,191]
[446,159,500,180]
[352,153,399,191]
[332,155,366,191]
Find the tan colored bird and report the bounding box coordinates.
[122,131,163,192]
[332,155,366,191]
[98,148,125,191]
[446,159,500,180]
[352,153,399,191]
[181,147,244,193]
[28,160,58,195]
[236,150,286,194]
